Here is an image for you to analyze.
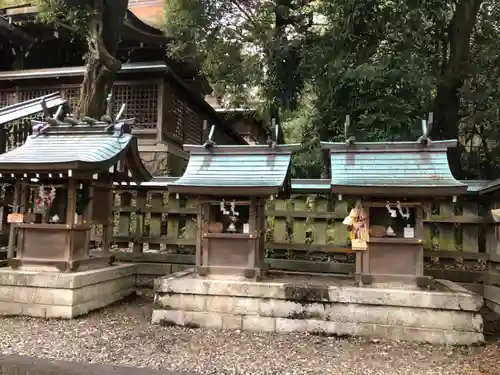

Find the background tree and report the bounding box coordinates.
[163,0,500,179]
[163,0,313,123]
[295,0,496,178]
[37,0,129,118]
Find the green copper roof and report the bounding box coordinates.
[0,132,131,163]
[321,140,467,196]
[0,120,151,182]
[170,144,296,195]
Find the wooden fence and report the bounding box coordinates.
[0,183,498,305]
[90,186,491,293]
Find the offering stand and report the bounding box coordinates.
[322,130,468,286]
[169,126,295,280]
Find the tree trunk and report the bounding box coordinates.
[76,0,129,118]
[431,0,482,177]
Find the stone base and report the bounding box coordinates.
[152,270,484,345]
[0,264,137,318]
[9,254,114,273]
[484,284,500,315]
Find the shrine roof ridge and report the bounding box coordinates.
[0,92,68,126]
[321,139,457,152]
[183,143,300,155]
[29,119,134,137]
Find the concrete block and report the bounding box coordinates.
[152,309,185,325]
[45,305,73,319]
[275,318,307,333]
[242,315,275,332]
[222,314,243,330]
[0,264,137,289]
[151,273,485,344]
[0,286,14,302]
[232,297,260,315]
[0,265,137,319]
[260,299,303,318]
[0,301,22,316]
[21,304,47,318]
[189,311,223,329]
[330,284,483,312]
[205,296,235,314]
[180,294,207,312]
[306,319,328,333]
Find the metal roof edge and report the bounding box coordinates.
[183,143,300,154]
[321,139,457,152]
[113,176,179,188]
[290,179,330,193]
[478,178,500,195]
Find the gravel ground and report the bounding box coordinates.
[0,297,499,375]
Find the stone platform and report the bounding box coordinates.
[152,270,484,345]
[0,264,136,318]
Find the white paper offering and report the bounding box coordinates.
[404,226,415,238]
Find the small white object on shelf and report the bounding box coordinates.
[243,223,250,233]
[404,225,415,238]
[386,226,396,236]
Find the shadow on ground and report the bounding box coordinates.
[0,355,198,375]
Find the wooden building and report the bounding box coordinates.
[0,4,247,177]
[213,108,269,145]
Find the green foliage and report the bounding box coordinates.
[165,0,500,180]
[35,0,96,35]
[164,0,263,105]
[163,0,311,111]
[0,0,23,6]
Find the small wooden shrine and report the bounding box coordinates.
[322,116,468,286]
[169,125,294,280]
[0,98,151,272]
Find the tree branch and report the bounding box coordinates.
[230,0,257,26]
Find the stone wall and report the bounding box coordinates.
[152,271,484,345]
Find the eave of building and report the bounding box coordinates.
[0,4,172,46]
[0,61,247,145]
